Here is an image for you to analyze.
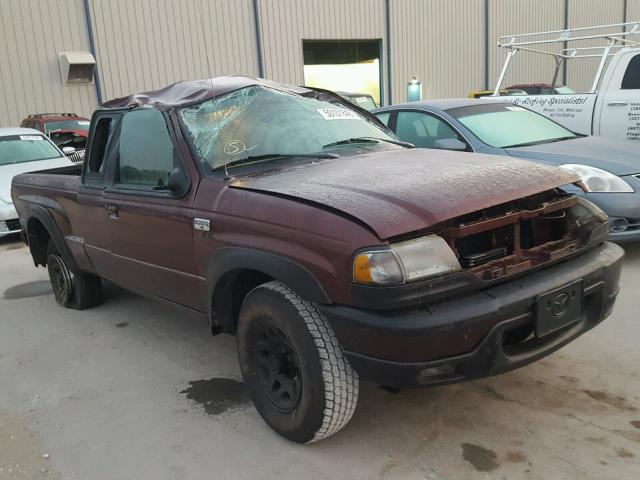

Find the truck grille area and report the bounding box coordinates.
[437,191,604,282]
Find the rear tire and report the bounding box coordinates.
[237,281,359,443]
[46,241,101,309]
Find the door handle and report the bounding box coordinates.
[607,101,629,106]
[106,204,119,219]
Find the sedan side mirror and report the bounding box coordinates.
[62,146,76,156]
[433,138,467,152]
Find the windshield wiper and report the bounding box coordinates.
[323,137,414,149]
[212,152,338,171]
[502,135,579,149]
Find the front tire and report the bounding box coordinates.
[46,241,102,309]
[237,281,359,443]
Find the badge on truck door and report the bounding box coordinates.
[193,218,211,231]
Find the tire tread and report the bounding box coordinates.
[260,281,359,443]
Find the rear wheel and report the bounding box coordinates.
[46,241,101,309]
[237,281,359,443]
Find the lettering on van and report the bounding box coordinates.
[501,94,597,135]
[504,95,590,120]
[627,102,640,141]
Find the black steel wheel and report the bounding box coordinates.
[237,281,359,443]
[249,319,302,413]
[46,241,102,309]
[47,252,73,305]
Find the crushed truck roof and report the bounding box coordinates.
[101,76,319,110]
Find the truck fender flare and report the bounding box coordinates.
[206,247,332,330]
[22,203,77,271]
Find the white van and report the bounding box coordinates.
[491,22,640,142]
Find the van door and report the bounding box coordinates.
[598,51,640,141]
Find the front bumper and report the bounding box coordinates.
[579,179,640,242]
[321,242,624,388]
[0,203,21,236]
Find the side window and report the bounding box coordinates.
[395,111,461,149]
[621,55,640,90]
[86,117,113,176]
[117,109,176,188]
[375,112,391,126]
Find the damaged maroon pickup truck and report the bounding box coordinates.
[11,77,623,443]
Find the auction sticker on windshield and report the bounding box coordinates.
[20,135,43,141]
[317,108,360,120]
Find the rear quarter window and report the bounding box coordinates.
[621,55,640,89]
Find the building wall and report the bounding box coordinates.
[566,0,627,92]
[0,0,638,128]
[629,0,640,20]
[256,0,387,97]
[390,0,484,103]
[0,0,97,127]
[88,0,259,101]
[488,0,565,90]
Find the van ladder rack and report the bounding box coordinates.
[494,21,640,95]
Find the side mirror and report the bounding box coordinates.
[433,138,467,151]
[62,146,76,156]
[153,168,189,194]
[167,167,188,193]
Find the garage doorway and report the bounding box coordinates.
[303,40,383,107]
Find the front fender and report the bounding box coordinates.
[207,247,331,304]
[206,247,332,331]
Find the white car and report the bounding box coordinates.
[0,128,75,236]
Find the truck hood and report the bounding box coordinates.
[505,136,640,176]
[230,148,578,239]
[1,156,73,204]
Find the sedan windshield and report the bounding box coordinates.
[179,86,395,172]
[0,134,63,166]
[448,103,577,148]
[44,119,90,133]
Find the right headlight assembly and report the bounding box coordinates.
[559,164,634,193]
[353,235,461,286]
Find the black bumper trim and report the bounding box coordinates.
[321,242,624,388]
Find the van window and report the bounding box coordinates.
[621,55,640,89]
[118,109,176,187]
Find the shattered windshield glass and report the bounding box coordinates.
[178,86,394,172]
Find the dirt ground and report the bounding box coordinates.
[1,235,639,479]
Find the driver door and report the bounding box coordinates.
[96,109,204,310]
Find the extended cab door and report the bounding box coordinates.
[82,108,205,310]
[597,51,640,141]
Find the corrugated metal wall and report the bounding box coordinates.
[89,0,259,101]
[0,0,97,127]
[566,0,627,92]
[488,0,565,90]
[390,0,484,102]
[629,0,640,19]
[256,0,387,89]
[1,0,638,128]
